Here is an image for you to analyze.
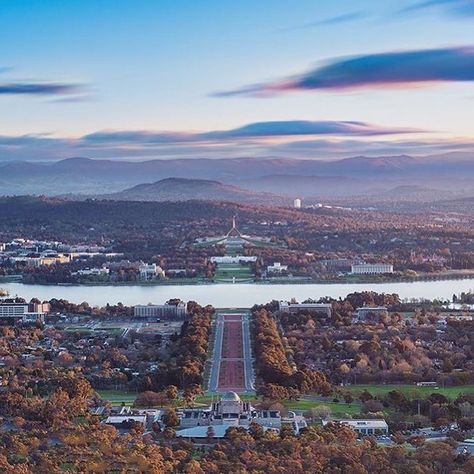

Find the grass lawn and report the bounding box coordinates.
[214,263,254,281]
[342,384,474,399]
[96,389,138,406]
[285,400,361,416]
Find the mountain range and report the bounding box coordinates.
[0,154,473,202]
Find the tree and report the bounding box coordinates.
[249,422,264,440]
[206,426,215,443]
[163,408,179,428]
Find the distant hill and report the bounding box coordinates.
[375,185,455,201]
[104,177,286,204]
[1,153,473,200]
[237,174,373,197]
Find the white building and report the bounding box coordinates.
[279,301,332,317]
[139,263,165,280]
[267,262,288,273]
[323,418,389,436]
[210,256,257,264]
[351,263,393,275]
[73,267,110,277]
[133,301,187,319]
[177,391,307,438]
[293,198,302,209]
[0,300,49,323]
[103,406,163,430]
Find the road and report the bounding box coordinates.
[241,313,255,391]
[208,311,255,393]
[208,314,224,392]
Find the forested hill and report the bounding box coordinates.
[0,196,302,242]
[104,177,285,204]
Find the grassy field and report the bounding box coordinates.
[286,400,361,416]
[214,263,254,281]
[96,389,138,406]
[342,384,474,399]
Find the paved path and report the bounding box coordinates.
[208,311,254,393]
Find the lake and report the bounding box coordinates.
[2,279,474,307]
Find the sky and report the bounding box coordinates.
[1,0,474,161]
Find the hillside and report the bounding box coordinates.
[105,177,286,204]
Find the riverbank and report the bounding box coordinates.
[6,269,474,288]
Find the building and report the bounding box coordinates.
[320,258,365,273]
[103,406,163,431]
[293,198,302,209]
[266,262,288,273]
[73,267,110,277]
[351,263,393,275]
[323,418,389,436]
[210,256,257,264]
[194,216,275,249]
[0,299,50,324]
[139,263,165,280]
[279,301,332,317]
[104,414,147,429]
[356,306,388,321]
[133,301,188,319]
[176,391,307,438]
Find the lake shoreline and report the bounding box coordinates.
[5,269,474,288]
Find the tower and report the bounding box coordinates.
[226,215,242,237]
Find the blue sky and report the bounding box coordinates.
[1,0,474,161]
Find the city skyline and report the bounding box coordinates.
[1,0,474,161]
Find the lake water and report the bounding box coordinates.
[2,279,474,307]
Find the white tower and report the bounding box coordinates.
[293,198,302,209]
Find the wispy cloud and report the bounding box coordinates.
[213,46,474,97]
[82,120,420,146]
[0,132,472,163]
[302,11,368,28]
[0,81,84,96]
[285,11,368,30]
[401,0,474,17]
[0,120,428,162]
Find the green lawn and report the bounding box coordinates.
[214,263,254,281]
[286,399,361,415]
[342,384,474,399]
[96,389,138,406]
